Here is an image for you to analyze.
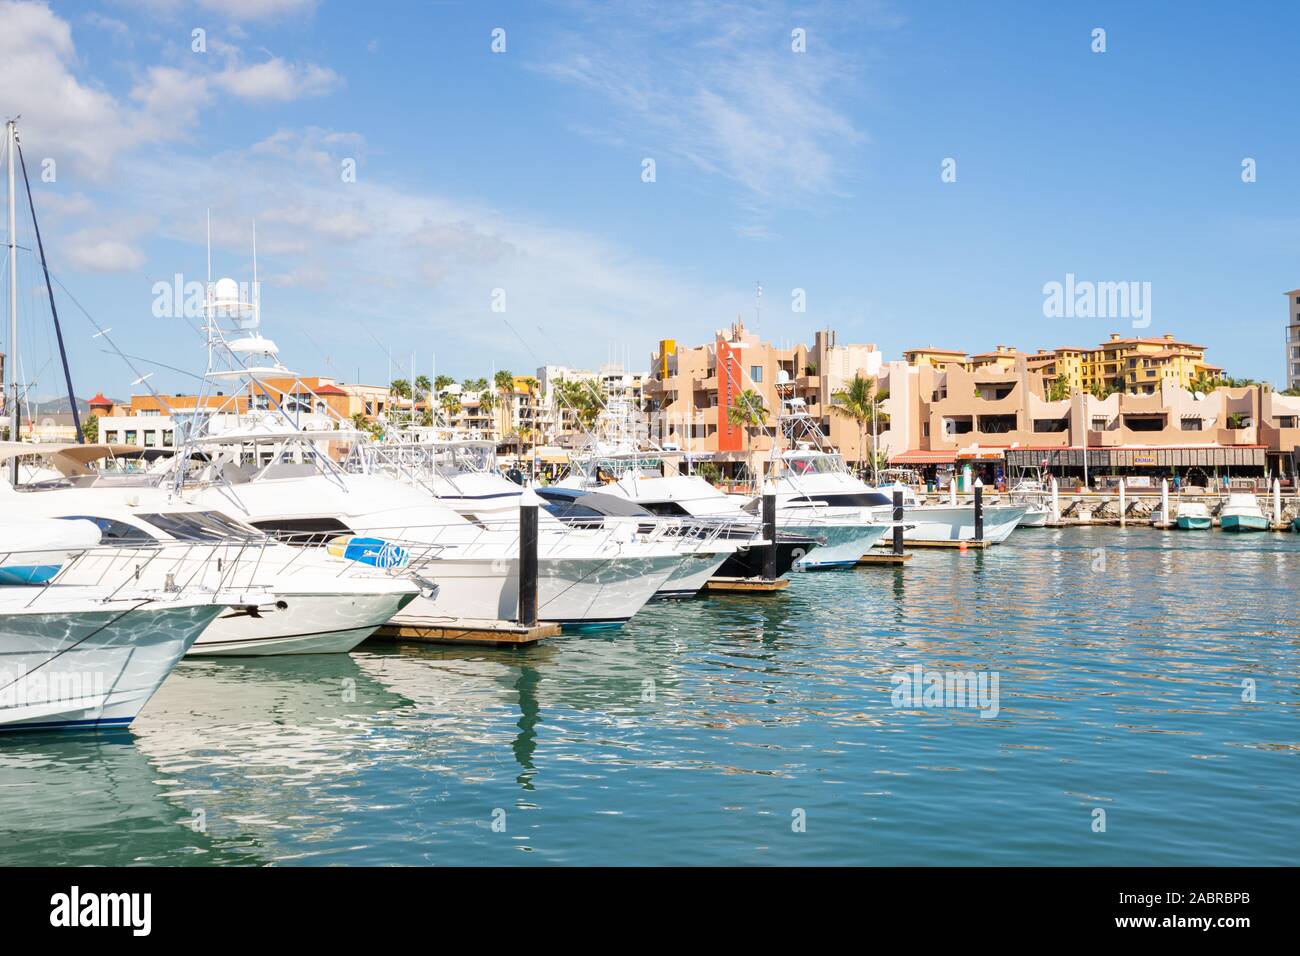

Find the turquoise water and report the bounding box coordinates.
[1,526,1296,866]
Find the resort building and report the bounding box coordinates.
[1286,288,1300,390]
[644,319,883,477]
[880,355,1299,486]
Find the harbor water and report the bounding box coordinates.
[1,526,1296,866]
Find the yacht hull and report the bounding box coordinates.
[654,549,732,598]
[895,504,1027,544]
[1176,516,1212,530]
[0,601,221,732]
[393,553,681,627]
[1221,514,1268,532]
[187,591,417,656]
[780,521,888,569]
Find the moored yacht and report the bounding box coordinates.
[1219,493,1268,532]
[1,445,420,655]
[0,520,225,731]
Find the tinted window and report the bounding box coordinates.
[57,515,156,544]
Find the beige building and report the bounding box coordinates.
[1286,288,1300,390]
[645,320,883,477]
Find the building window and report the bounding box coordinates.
[125,430,137,444]
[750,365,763,383]
[1181,417,1203,431]
[104,431,118,443]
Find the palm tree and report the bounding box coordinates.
[727,388,769,488]
[1045,376,1071,402]
[494,369,514,392]
[830,374,888,483]
[439,392,462,419]
[414,374,431,401]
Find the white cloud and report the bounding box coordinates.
[64,230,146,272]
[111,128,747,373]
[214,57,341,102]
[536,0,878,208]
[111,0,319,22]
[0,0,343,178]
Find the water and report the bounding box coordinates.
[2,527,1296,866]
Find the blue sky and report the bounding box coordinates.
[1,0,1297,401]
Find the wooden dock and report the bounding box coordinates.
[370,618,560,648]
[703,576,790,594]
[858,552,912,566]
[900,539,992,550]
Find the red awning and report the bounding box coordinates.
[891,449,957,465]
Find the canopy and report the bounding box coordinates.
[0,441,144,475]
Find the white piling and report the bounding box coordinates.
[1050,476,1060,525]
[1161,478,1169,528]
[949,477,957,507]
[1273,477,1282,526]
[1118,478,1126,527]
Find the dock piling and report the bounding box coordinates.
[892,489,904,555]
[974,485,984,542]
[518,503,538,627]
[762,491,778,580]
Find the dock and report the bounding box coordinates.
[900,538,992,550]
[858,552,912,566]
[370,618,560,648]
[703,576,790,594]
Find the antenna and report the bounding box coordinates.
[251,219,259,325]
[206,208,211,284]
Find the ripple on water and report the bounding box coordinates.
[0,527,1296,865]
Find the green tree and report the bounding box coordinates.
[830,374,888,482]
[494,369,514,392]
[727,388,769,486]
[414,375,431,400]
[434,374,455,392]
[1045,376,1071,402]
[556,378,602,432]
[350,411,382,440]
[390,378,411,399]
[439,392,462,418]
[81,413,100,443]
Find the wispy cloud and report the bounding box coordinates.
[536,0,889,227]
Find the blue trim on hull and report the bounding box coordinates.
[0,715,133,734]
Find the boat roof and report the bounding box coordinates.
[0,441,144,475]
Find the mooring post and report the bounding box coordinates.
[518,503,538,627]
[974,485,984,542]
[892,489,905,556]
[762,491,777,580]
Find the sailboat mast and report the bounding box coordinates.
[7,119,18,473]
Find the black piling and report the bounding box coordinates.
[518,503,538,626]
[762,492,778,581]
[892,489,905,555]
[973,485,984,543]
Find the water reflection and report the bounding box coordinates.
[0,527,1296,865]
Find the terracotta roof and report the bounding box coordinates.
[891,449,957,464]
[87,392,113,406]
[314,384,347,395]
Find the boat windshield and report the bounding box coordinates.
[136,511,263,541]
[781,453,847,476]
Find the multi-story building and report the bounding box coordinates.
[1285,288,1300,390]
[644,319,883,477]
[882,355,1299,484]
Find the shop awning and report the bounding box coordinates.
[890,449,957,465]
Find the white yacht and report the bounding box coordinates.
[0,521,225,731]
[1,446,420,656]
[863,479,1026,544]
[360,438,741,598]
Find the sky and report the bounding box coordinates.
[1,0,1298,402]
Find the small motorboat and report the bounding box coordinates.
[1219,493,1268,532]
[1174,501,1211,530]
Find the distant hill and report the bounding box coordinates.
[26,395,122,415]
